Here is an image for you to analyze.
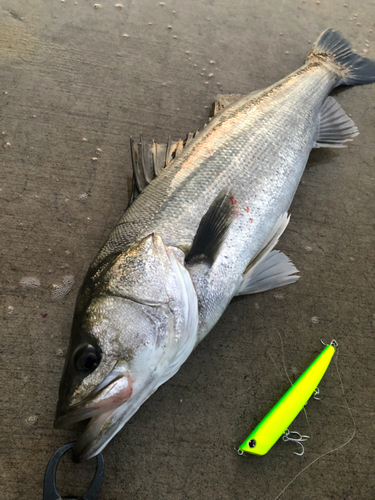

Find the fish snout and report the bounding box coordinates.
[54,373,133,429]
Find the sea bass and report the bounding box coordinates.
[55,29,375,461]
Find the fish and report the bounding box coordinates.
[54,29,375,462]
[238,341,337,456]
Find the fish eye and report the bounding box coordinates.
[74,344,101,372]
[248,439,256,448]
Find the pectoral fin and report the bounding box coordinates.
[187,190,234,264]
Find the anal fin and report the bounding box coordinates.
[314,96,359,148]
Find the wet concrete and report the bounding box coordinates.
[1,1,375,499]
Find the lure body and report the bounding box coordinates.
[239,344,336,455]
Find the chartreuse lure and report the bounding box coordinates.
[238,341,338,456]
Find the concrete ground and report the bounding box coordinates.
[1,0,375,499]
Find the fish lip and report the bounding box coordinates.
[54,373,132,429]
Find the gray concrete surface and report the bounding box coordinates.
[1,1,375,499]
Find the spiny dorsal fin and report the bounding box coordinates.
[187,190,233,263]
[128,132,199,206]
[314,97,359,148]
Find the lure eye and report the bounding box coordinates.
[248,439,256,448]
[74,344,101,372]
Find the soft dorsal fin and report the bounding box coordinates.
[213,94,246,115]
[187,190,233,263]
[314,97,359,148]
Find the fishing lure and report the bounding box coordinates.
[238,340,338,456]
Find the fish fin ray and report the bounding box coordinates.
[237,250,299,295]
[187,190,234,263]
[315,97,359,148]
[307,28,375,86]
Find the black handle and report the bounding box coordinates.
[43,442,105,500]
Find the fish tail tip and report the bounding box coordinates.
[307,28,375,86]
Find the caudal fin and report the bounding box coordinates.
[307,28,375,86]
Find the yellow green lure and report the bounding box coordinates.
[238,340,338,456]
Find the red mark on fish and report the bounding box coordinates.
[249,218,254,223]
[230,195,238,205]
[245,206,250,213]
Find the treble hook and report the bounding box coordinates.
[282,429,310,456]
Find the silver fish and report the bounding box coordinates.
[55,29,375,461]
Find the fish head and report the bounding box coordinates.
[54,233,198,461]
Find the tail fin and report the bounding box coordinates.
[307,28,375,86]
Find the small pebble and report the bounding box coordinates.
[208,73,214,77]
[5,305,14,316]
[159,1,165,5]
[273,293,283,300]
[167,25,172,29]
[122,33,129,37]
[26,415,38,426]
[82,137,88,142]
[210,60,215,64]
[91,157,98,161]
[311,316,319,324]
[115,3,123,8]
[285,51,289,54]
[357,23,361,26]
[20,277,40,289]
[305,246,312,252]
[93,4,101,9]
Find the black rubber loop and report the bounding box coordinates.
[43,442,105,500]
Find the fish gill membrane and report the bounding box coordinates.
[54,29,375,462]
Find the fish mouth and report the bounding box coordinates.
[58,374,159,462]
[54,370,133,430]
